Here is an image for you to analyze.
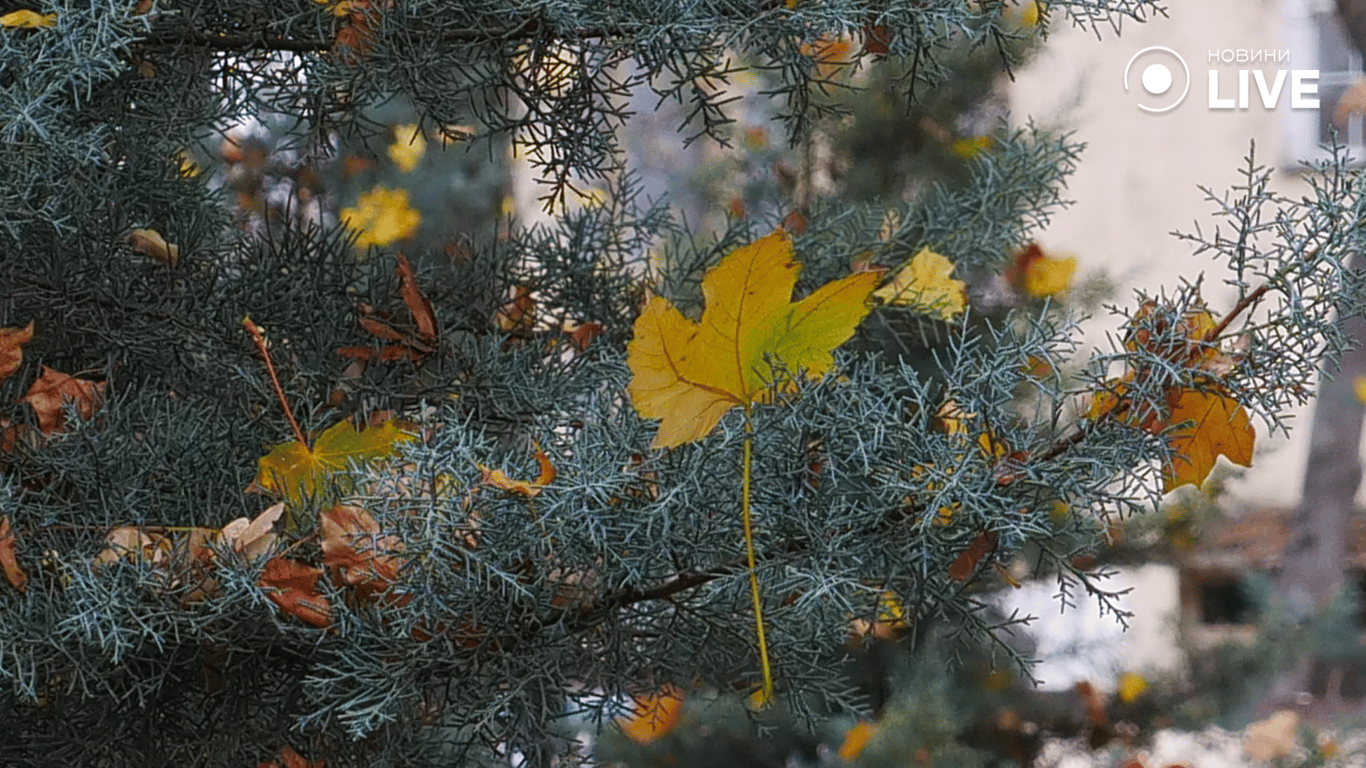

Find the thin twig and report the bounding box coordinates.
[242,316,308,447]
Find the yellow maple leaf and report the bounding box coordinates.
[387,124,426,173]
[1162,389,1254,493]
[342,186,421,248]
[626,231,879,449]
[1,10,56,28]
[1023,253,1076,298]
[873,247,966,321]
[1117,671,1148,703]
[255,418,416,506]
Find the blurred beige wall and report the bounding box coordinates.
[1009,0,1347,508]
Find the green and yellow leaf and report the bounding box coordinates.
[627,231,878,448]
[255,418,415,505]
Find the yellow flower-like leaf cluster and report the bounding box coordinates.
[341,186,421,248]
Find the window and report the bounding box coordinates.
[1285,0,1366,164]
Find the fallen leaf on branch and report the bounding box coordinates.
[319,504,403,600]
[216,503,284,561]
[22,366,105,434]
[619,685,685,744]
[387,124,426,173]
[1162,388,1254,492]
[394,253,437,339]
[1,10,56,28]
[627,231,878,448]
[0,516,26,593]
[874,247,966,321]
[127,228,179,266]
[93,526,169,567]
[948,530,999,582]
[0,321,34,383]
[259,744,324,768]
[475,444,556,497]
[259,557,332,628]
[341,185,419,248]
[254,417,415,506]
[1009,243,1076,298]
[838,720,879,762]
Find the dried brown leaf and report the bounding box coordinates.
[21,366,105,434]
[0,321,34,383]
[259,557,332,628]
[128,228,180,266]
[319,504,403,599]
[0,515,26,593]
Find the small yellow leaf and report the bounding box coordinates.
[255,418,415,506]
[387,124,426,173]
[950,135,992,158]
[838,720,878,762]
[341,186,422,248]
[1023,254,1076,298]
[1,10,56,28]
[1117,671,1148,703]
[627,231,878,448]
[874,247,966,321]
[1354,376,1366,405]
[1163,389,1255,493]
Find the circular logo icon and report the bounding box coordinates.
[1124,47,1190,113]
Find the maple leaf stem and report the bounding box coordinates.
[740,414,775,705]
[242,317,309,447]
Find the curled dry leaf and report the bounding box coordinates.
[319,504,403,600]
[0,515,26,593]
[216,502,284,561]
[0,321,34,383]
[475,444,556,497]
[948,530,999,582]
[495,284,536,334]
[259,557,332,628]
[128,228,180,266]
[22,366,106,434]
[94,526,169,567]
